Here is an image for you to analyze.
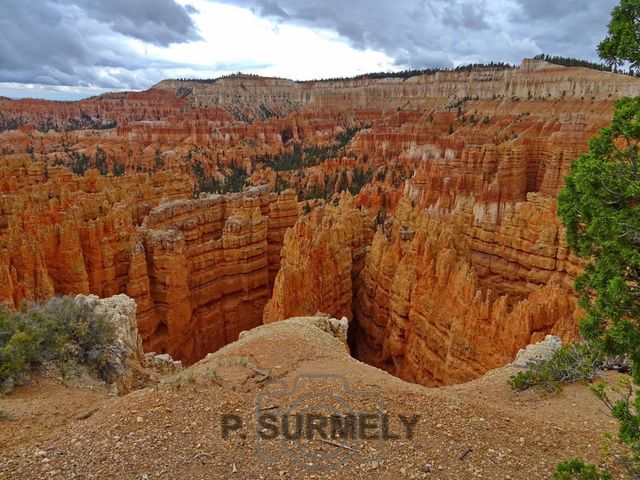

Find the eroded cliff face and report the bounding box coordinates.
[263,193,371,323]
[352,197,579,386]
[0,166,192,308]
[154,60,640,114]
[0,165,298,363]
[2,59,639,381]
[136,185,298,362]
[267,194,579,386]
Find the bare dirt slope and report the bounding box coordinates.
[0,319,623,479]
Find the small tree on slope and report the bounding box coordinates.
[554,0,640,477]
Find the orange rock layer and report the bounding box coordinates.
[264,193,371,323]
[136,186,298,361]
[267,195,580,386]
[3,59,640,380]
[352,197,580,385]
[0,165,298,363]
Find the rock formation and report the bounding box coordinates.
[137,185,298,362]
[239,314,349,348]
[2,58,640,383]
[263,192,371,323]
[267,195,580,386]
[352,198,580,385]
[73,293,182,394]
[511,335,563,367]
[154,60,640,114]
[0,169,192,308]
[0,172,298,364]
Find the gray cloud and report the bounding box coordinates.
[0,0,200,90]
[511,0,616,59]
[0,0,622,98]
[218,0,618,68]
[73,0,201,46]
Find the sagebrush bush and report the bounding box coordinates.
[551,459,612,480]
[591,378,640,478]
[0,296,116,393]
[509,342,604,394]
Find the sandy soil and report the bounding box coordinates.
[0,321,627,479]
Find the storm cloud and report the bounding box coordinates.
[0,0,622,97]
[0,0,200,90]
[217,0,618,68]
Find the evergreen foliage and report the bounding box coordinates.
[111,160,125,176]
[534,54,614,73]
[264,127,362,172]
[551,2,640,476]
[508,343,604,394]
[0,297,117,393]
[191,159,248,194]
[171,62,514,85]
[598,0,640,69]
[95,146,108,175]
[551,460,612,480]
[70,150,91,176]
[558,97,640,372]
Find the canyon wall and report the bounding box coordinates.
[154,60,640,114]
[256,60,635,386]
[264,193,371,323]
[3,58,640,381]
[0,165,192,308]
[352,197,579,386]
[0,161,298,362]
[136,185,298,362]
[267,194,580,386]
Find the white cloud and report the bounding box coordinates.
[0,83,114,101]
[1,1,396,99]
[137,1,397,80]
[0,0,619,100]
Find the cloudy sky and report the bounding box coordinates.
[0,0,617,100]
